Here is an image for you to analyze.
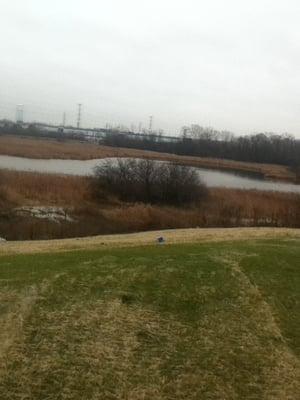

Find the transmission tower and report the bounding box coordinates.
[77,103,82,128]
[149,115,153,132]
[16,104,24,124]
[62,112,66,127]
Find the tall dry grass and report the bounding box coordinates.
[207,188,299,227]
[0,170,92,207]
[0,170,300,240]
[102,188,300,232]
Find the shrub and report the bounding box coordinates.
[93,158,208,205]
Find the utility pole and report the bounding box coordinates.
[149,115,153,132]
[77,103,82,128]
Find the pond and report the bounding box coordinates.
[0,155,300,194]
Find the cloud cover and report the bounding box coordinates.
[0,0,299,135]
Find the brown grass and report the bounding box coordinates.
[1,227,300,256]
[104,188,300,231]
[0,169,299,240]
[0,169,92,207]
[0,287,38,376]
[1,239,299,399]
[3,294,298,399]
[0,134,296,182]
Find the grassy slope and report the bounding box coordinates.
[0,238,299,399]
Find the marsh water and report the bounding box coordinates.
[0,155,300,194]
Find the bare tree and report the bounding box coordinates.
[93,159,207,205]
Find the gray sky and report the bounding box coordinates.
[0,0,299,135]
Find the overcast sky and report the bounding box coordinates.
[0,0,299,135]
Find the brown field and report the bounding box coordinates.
[0,134,296,181]
[0,169,299,240]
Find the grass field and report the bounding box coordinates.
[0,235,299,399]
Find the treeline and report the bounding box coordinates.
[102,126,300,169]
[1,120,300,169]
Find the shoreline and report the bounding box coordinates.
[0,134,296,183]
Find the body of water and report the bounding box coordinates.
[0,155,300,194]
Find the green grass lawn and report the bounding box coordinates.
[0,239,299,399]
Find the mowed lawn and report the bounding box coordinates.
[0,240,299,399]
